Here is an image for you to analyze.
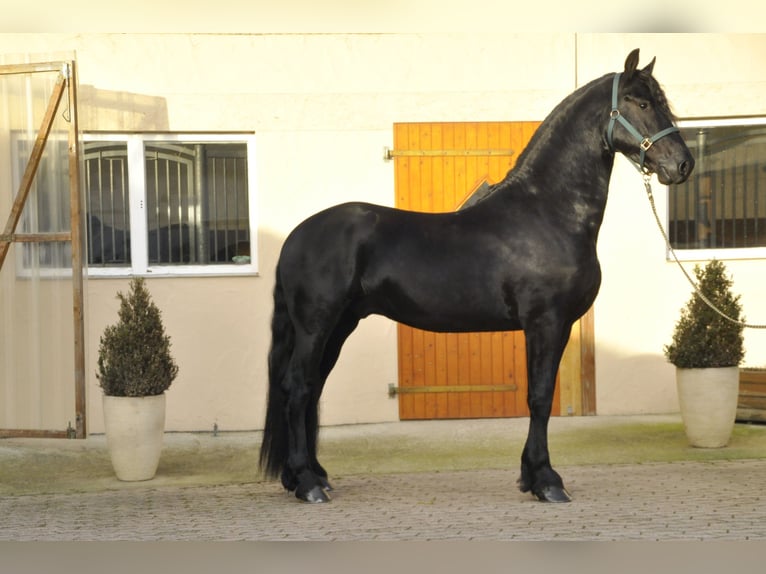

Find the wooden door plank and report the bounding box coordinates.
[502,332,518,415]
[394,124,410,209]
[559,321,582,416]
[441,123,456,210]
[467,332,481,415]
[394,124,416,419]
[430,126,447,418]
[514,330,529,416]
[406,125,426,419]
[423,124,441,418]
[486,122,506,417]
[474,124,493,417]
[440,123,459,417]
[445,333,460,417]
[398,323,414,419]
[490,331,505,417]
[580,306,597,415]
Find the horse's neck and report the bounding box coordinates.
[518,76,613,187]
[495,76,615,235]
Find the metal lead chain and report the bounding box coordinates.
[643,175,766,329]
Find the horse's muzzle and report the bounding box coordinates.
[657,156,694,185]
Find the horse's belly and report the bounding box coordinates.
[400,314,522,334]
[363,292,521,334]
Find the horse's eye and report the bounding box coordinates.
[639,102,648,110]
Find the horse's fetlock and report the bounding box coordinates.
[281,467,297,491]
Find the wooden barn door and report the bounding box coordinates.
[391,122,595,420]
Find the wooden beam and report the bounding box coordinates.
[0,429,69,439]
[0,62,64,75]
[67,61,87,439]
[0,232,72,242]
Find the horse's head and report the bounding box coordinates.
[607,49,694,185]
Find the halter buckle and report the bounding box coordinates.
[610,109,620,119]
[640,138,653,151]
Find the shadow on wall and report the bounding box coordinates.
[78,85,169,131]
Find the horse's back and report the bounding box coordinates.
[277,196,599,332]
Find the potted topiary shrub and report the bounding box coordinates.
[663,259,745,448]
[97,277,179,480]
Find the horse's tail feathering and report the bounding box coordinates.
[259,267,294,479]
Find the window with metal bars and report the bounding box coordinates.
[667,120,766,255]
[83,133,257,276]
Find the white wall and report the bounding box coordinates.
[1,31,765,430]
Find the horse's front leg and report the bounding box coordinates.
[518,319,573,503]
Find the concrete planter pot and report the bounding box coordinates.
[676,367,739,448]
[103,393,166,481]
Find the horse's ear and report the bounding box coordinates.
[624,48,640,77]
[642,56,656,76]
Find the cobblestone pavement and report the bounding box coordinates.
[3,459,766,541]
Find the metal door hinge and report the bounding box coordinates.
[388,383,518,398]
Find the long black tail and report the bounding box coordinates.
[259,268,295,479]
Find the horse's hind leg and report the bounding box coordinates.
[518,318,574,503]
[306,312,360,493]
[283,334,333,503]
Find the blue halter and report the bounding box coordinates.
[606,72,679,173]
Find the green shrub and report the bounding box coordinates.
[96,277,179,396]
[663,260,745,369]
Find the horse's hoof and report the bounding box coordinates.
[319,477,334,492]
[534,485,572,503]
[297,485,331,503]
[516,475,530,493]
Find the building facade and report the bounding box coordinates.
[1,31,765,434]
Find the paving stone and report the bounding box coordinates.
[2,460,766,540]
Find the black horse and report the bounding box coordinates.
[260,49,694,503]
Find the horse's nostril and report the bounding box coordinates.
[679,158,694,178]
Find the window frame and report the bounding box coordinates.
[666,117,766,262]
[83,132,258,278]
